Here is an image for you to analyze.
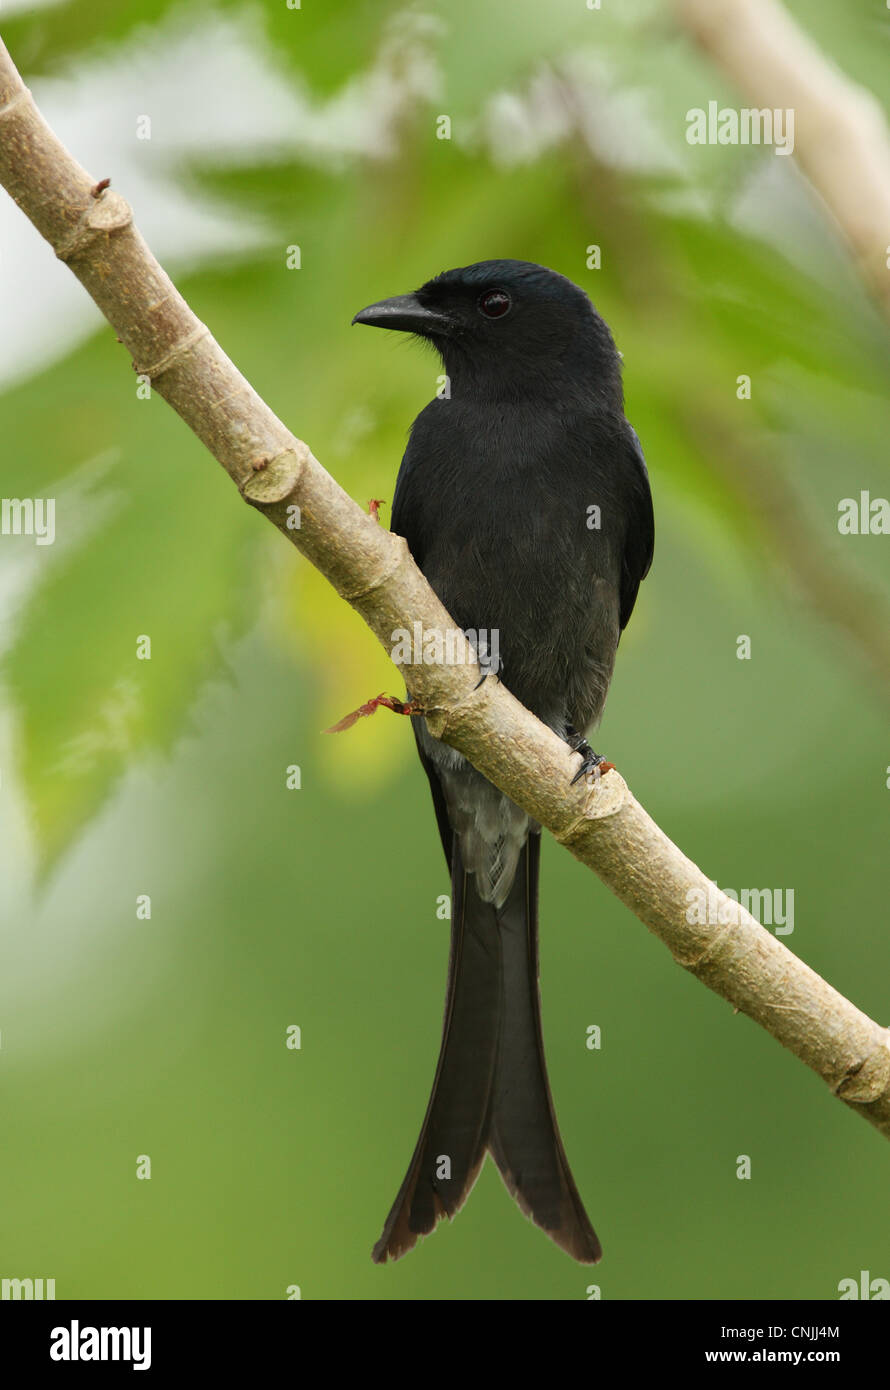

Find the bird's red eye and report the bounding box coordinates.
[478,289,511,319]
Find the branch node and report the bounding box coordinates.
[832,1033,890,1103]
[137,322,210,381]
[240,445,307,505]
[679,916,741,971]
[0,84,30,120]
[423,673,487,740]
[55,189,132,262]
[555,768,628,844]
[338,532,413,603]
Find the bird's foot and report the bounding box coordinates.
[567,728,615,785]
[473,643,502,691]
[325,692,417,733]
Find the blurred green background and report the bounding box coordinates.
[1,0,889,1300]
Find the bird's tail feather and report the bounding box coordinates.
[372,834,601,1264]
[487,834,602,1262]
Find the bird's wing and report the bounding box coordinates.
[390,407,439,570]
[389,451,414,549]
[618,424,655,631]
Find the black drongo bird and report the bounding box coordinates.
[352,259,654,1263]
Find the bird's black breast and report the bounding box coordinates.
[391,397,650,732]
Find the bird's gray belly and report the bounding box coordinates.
[416,718,530,910]
[413,564,619,911]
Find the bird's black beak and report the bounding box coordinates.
[351,292,452,336]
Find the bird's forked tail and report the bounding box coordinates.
[372,834,601,1264]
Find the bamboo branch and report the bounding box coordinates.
[2,35,889,1136]
[673,0,890,324]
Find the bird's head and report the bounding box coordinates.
[352,259,622,406]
